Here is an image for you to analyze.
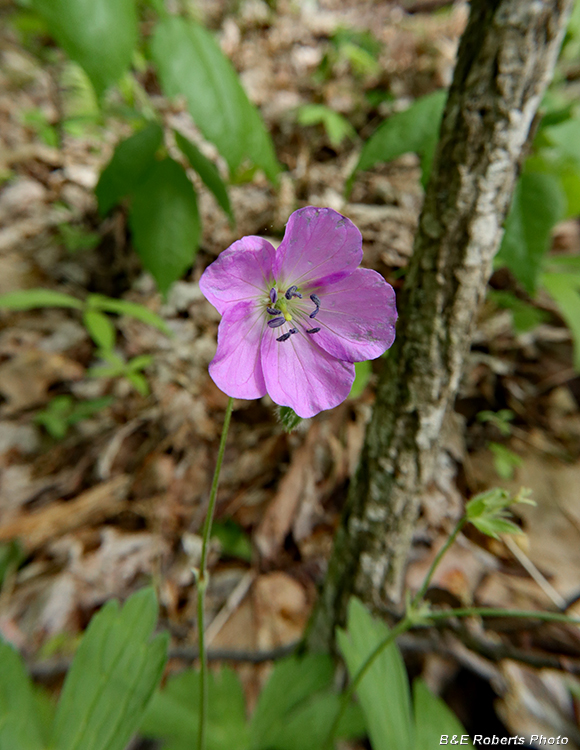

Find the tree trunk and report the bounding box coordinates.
[308,0,572,651]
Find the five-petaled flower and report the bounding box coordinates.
[199,207,398,418]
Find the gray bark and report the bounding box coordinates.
[309,0,572,651]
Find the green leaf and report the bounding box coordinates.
[349,359,372,398]
[488,442,523,481]
[129,157,200,297]
[0,540,25,588]
[264,692,365,750]
[337,597,413,750]
[151,17,280,181]
[0,289,84,310]
[278,406,303,432]
[413,680,472,750]
[87,294,171,336]
[174,130,234,224]
[542,269,580,371]
[126,371,149,396]
[83,309,116,351]
[249,655,334,749]
[51,587,168,750]
[0,640,45,750]
[348,90,446,193]
[141,667,249,750]
[297,104,356,148]
[96,122,164,215]
[32,0,138,95]
[496,171,565,294]
[487,290,548,333]
[211,519,252,562]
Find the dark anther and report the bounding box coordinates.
[309,308,319,319]
[289,328,298,334]
[277,331,292,342]
[270,288,277,304]
[268,317,286,328]
[306,327,320,334]
[267,307,280,315]
[310,294,321,307]
[285,285,302,300]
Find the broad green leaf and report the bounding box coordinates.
[86,294,171,336]
[51,587,168,750]
[337,597,413,750]
[541,270,580,371]
[264,692,365,750]
[0,640,45,750]
[141,667,249,750]
[413,680,473,750]
[96,122,164,215]
[348,90,446,193]
[151,17,280,181]
[83,309,116,351]
[249,655,334,749]
[544,119,580,165]
[174,130,234,224]
[349,359,372,398]
[32,0,138,95]
[128,157,200,297]
[0,289,83,310]
[496,171,565,294]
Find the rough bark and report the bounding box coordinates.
[308,0,572,651]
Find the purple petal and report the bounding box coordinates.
[273,207,362,289]
[312,268,397,362]
[260,327,355,419]
[208,301,267,399]
[199,236,275,315]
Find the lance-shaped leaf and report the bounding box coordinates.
[51,587,168,750]
[0,640,45,750]
[152,17,280,181]
[32,0,138,95]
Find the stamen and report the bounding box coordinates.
[285,285,303,300]
[268,317,286,328]
[277,328,298,343]
[306,327,321,334]
[309,308,319,319]
[267,307,279,315]
[270,288,277,304]
[310,294,321,307]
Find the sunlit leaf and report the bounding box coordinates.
[151,17,280,181]
[337,598,413,750]
[0,289,84,310]
[83,310,116,351]
[496,171,565,294]
[32,0,138,95]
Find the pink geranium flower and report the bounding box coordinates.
[199,207,397,418]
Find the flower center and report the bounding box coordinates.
[266,287,322,342]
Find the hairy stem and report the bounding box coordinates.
[197,396,234,750]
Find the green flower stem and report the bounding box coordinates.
[325,616,413,750]
[197,396,234,750]
[411,516,466,608]
[427,607,580,626]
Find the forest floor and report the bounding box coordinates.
[1,0,580,745]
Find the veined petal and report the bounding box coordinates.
[200,236,275,315]
[312,268,397,362]
[273,207,362,289]
[261,328,355,418]
[209,301,267,399]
